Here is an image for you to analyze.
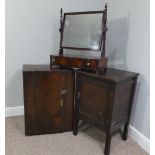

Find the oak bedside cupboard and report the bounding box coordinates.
[73,68,139,155]
[23,65,74,136]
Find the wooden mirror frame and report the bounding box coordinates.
[59,4,108,58]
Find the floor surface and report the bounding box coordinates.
[6,116,149,155]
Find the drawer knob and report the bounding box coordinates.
[86,62,91,67]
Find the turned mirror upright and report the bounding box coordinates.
[50,4,108,71]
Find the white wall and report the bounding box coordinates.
[126,0,150,139]
[6,0,149,140]
[107,0,150,140]
[5,0,106,108]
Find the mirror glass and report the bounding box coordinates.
[61,12,104,51]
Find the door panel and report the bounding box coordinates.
[35,71,67,134]
[77,76,109,122]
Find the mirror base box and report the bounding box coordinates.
[50,55,108,71]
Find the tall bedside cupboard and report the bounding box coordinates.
[23,65,74,135]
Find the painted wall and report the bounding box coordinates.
[107,0,150,140]
[5,0,106,108]
[6,0,149,139]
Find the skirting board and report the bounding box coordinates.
[5,106,150,153]
[5,106,24,117]
[129,125,150,153]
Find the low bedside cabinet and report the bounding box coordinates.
[73,68,139,155]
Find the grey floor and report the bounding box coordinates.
[6,116,148,155]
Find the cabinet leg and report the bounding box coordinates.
[104,131,112,155]
[73,129,78,136]
[73,118,79,136]
[122,123,129,141]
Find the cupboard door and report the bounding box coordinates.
[35,71,67,134]
[77,75,110,123]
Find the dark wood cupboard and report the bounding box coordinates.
[23,65,138,155]
[73,69,139,155]
[23,65,74,135]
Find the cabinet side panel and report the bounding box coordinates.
[23,72,37,135]
[112,80,134,126]
[64,71,74,131]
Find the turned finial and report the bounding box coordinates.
[59,8,63,56]
[59,8,63,31]
[105,3,107,11]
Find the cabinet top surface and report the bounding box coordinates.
[23,65,139,82]
[23,64,69,72]
[77,68,139,83]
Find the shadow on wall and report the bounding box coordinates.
[130,75,150,138]
[107,16,149,138]
[107,15,150,138]
[106,17,129,69]
[6,70,23,107]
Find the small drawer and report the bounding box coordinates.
[71,58,83,68]
[59,57,71,67]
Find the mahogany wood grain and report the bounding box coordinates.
[50,55,107,71]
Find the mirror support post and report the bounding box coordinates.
[101,3,108,58]
[59,8,63,56]
[97,3,108,72]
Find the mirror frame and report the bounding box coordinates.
[60,10,105,51]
